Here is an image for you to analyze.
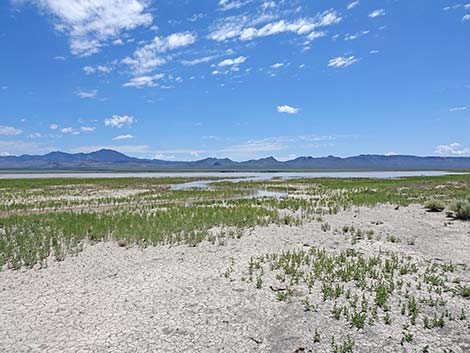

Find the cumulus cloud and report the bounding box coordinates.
[277,105,299,114]
[49,123,59,130]
[104,115,135,128]
[123,32,196,74]
[328,56,358,68]
[113,134,134,140]
[435,142,470,156]
[0,125,22,136]
[463,14,470,21]
[369,9,386,18]
[17,0,153,56]
[123,74,165,88]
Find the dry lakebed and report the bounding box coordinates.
[0,174,469,353]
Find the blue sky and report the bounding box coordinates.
[0,0,469,161]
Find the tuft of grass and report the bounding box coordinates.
[448,199,470,220]
[424,199,445,212]
[456,285,470,298]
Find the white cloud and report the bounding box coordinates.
[463,14,470,21]
[155,153,176,160]
[347,1,359,10]
[261,1,276,10]
[28,132,42,139]
[277,105,299,114]
[188,13,205,22]
[344,30,370,41]
[80,126,96,132]
[76,89,97,98]
[61,127,74,134]
[209,10,341,42]
[449,106,467,112]
[49,123,59,130]
[328,56,358,68]
[218,56,247,67]
[369,9,386,18]
[181,56,216,66]
[83,65,113,75]
[113,134,134,140]
[123,32,196,74]
[219,0,252,11]
[104,115,135,128]
[270,62,284,69]
[223,141,282,154]
[0,125,22,136]
[123,74,165,88]
[18,0,153,56]
[435,142,470,156]
[443,5,462,11]
[306,31,326,41]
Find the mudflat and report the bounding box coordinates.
[1,176,469,352]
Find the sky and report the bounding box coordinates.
[0,0,469,161]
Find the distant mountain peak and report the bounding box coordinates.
[1,149,470,171]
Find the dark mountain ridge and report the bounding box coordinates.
[1,149,470,171]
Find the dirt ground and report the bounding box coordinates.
[1,204,469,353]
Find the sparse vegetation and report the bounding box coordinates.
[1,174,470,352]
[448,199,470,220]
[243,245,469,350]
[424,199,445,212]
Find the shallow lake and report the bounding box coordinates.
[0,171,466,193]
[0,170,463,180]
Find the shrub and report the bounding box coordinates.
[449,200,470,220]
[424,199,445,212]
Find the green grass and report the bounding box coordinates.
[449,199,470,220]
[1,174,470,269]
[0,201,282,269]
[243,246,468,350]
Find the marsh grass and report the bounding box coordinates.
[0,202,280,269]
[2,174,470,269]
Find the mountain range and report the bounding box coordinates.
[1,149,470,171]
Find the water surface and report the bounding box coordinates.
[0,170,462,180]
